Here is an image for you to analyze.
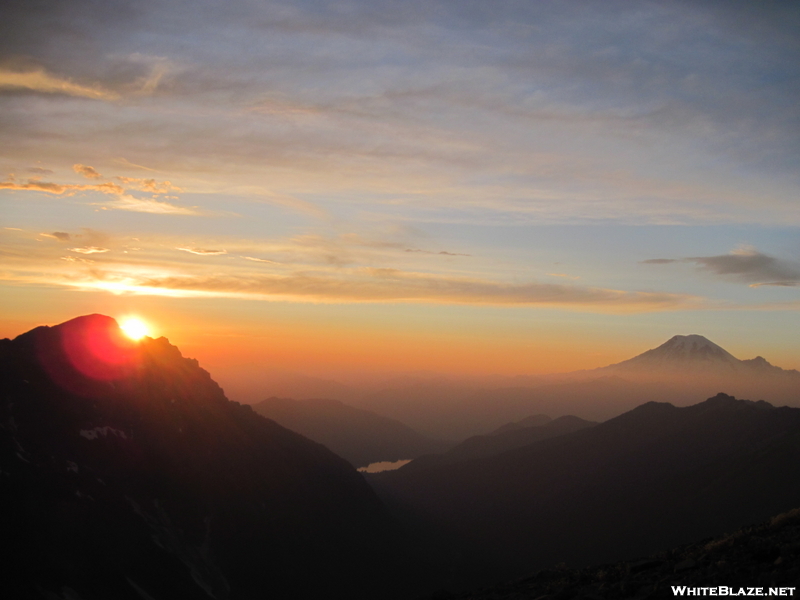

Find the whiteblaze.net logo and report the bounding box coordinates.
[672,587,796,597]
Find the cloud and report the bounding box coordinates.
[1,179,69,194]
[242,256,279,264]
[176,247,227,255]
[69,246,109,254]
[79,266,695,312]
[26,167,53,175]
[404,248,471,257]
[73,164,103,179]
[641,258,678,265]
[134,59,170,96]
[0,178,124,195]
[749,281,799,288]
[2,168,197,215]
[98,195,201,215]
[40,231,71,241]
[645,247,800,287]
[111,157,160,172]
[115,177,182,193]
[0,68,119,100]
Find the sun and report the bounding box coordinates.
[119,317,150,341]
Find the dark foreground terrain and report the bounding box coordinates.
[373,394,800,591]
[438,507,800,599]
[1,315,430,600]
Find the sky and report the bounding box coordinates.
[1,0,799,392]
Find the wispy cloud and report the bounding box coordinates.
[176,247,227,255]
[0,68,119,100]
[0,178,124,195]
[1,167,200,215]
[405,248,471,257]
[73,164,103,179]
[40,231,71,241]
[69,247,109,254]
[643,247,800,287]
[115,177,182,193]
[35,265,696,312]
[103,196,202,215]
[242,256,278,264]
[111,158,160,172]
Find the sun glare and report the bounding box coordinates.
[119,317,150,341]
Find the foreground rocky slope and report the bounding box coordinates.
[438,507,800,599]
[1,315,427,600]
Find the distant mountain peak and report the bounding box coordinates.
[606,334,742,374]
[658,334,735,356]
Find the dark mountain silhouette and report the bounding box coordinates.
[439,506,800,599]
[251,396,450,468]
[349,336,800,439]
[1,315,429,600]
[403,414,596,472]
[490,413,551,434]
[371,394,800,592]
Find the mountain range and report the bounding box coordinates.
[344,334,800,439]
[1,315,429,599]
[371,393,800,591]
[401,414,596,472]
[5,317,800,598]
[595,334,799,380]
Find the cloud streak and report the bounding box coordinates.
[1,169,199,215]
[0,68,119,100]
[41,266,697,312]
[644,247,800,288]
[177,247,227,255]
[104,195,201,215]
[0,178,124,195]
[73,164,102,179]
[69,247,109,254]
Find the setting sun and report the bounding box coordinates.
[119,317,150,341]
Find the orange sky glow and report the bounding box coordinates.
[1,1,799,402]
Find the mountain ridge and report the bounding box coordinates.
[345,334,800,438]
[1,314,429,599]
[372,393,800,590]
[591,334,799,379]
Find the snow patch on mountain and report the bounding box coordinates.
[80,426,128,441]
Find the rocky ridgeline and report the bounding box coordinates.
[436,508,800,600]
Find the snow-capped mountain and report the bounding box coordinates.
[601,334,799,379]
[608,334,741,372]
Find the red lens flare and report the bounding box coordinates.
[61,319,137,381]
[37,315,143,396]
